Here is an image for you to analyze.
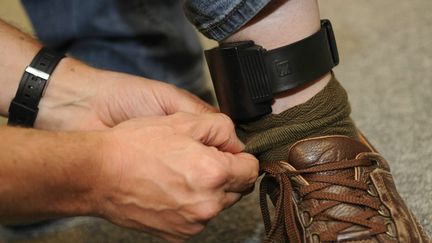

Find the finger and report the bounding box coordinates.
[222,152,259,193]
[162,86,218,115]
[158,233,188,243]
[119,215,190,243]
[222,192,243,209]
[174,113,244,153]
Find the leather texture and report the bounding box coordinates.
[263,135,430,242]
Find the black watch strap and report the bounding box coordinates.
[8,47,65,127]
[205,19,339,122]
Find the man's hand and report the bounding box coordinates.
[0,19,257,242]
[0,112,258,242]
[0,19,214,131]
[33,57,216,131]
[88,113,258,242]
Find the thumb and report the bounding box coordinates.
[159,85,218,115]
[169,113,244,153]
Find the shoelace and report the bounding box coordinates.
[259,158,388,242]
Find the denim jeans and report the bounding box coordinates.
[21,0,208,96]
[183,0,271,41]
[20,0,270,97]
[0,0,271,242]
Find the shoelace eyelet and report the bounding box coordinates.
[301,210,314,227]
[385,220,397,238]
[378,205,391,217]
[293,187,302,203]
[370,158,380,167]
[311,233,320,243]
[366,179,379,197]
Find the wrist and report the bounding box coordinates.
[46,130,106,218]
[0,128,103,222]
[0,20,41,116]
[81,128,126,218]
[34,57,101,130]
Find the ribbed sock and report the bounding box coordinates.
[238,75,358,162]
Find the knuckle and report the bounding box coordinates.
[251,158,259,176]
[168,112,198,130]
[179,224,205,236]
[241,152,258,161]
[192,224,206,235]
[249,164,259,181]
[200,165,228,188]
[195,203,222,221]
[216,113,235,130]
[238,153,259,183]
[250,161,259,183]
[170,112,192,121]
[244,153,259,170]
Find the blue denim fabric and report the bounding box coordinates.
[183,0,272,41]
[21,0,207,95]
[21,0,271,96]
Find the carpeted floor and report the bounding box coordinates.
[322,0,432,239]
[0,0,431,242]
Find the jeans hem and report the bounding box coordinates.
[198,0,272,41]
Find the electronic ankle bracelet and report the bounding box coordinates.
[205,19,339,122]
[8,47,65,127]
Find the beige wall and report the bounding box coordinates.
[0,1,32,33]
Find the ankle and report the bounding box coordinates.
[223,0,327,114]
[224,0,321,50]
[239,76,358,160]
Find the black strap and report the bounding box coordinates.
[8,47,64,127]
[205,19,339,122]
[265,19,338,93]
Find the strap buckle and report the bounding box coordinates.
[25,66,50,80]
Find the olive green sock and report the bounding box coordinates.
[238,75,358,162]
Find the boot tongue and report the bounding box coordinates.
[288,136,371,170]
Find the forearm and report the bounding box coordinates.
[0,19,102,129]
[0,19,41,116]
[0,126,101,224]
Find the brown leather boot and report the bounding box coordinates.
[259,134,430,242]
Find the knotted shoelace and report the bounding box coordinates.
[259,158,388,242]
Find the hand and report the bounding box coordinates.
[35,58,216,131]
[88,113,258,242]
